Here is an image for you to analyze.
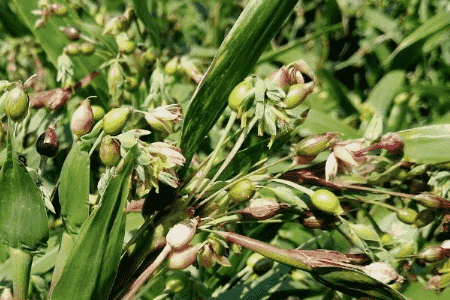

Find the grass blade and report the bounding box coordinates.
[180,0,299,174]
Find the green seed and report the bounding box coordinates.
[310,189,344,215]
[99,136,121,166]
[283,82,314,109]
[228,78,253,112]
[229,179,255,203]
[102,107,131,135]
[4,85,29,122]
[396,208,418,225]
[79,42,95,55]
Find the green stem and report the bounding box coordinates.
[271,178,314,196]
[10,247,33,300]
[88,130,105,157]
[189,112,237,203]
[196,117,258,206]
[123,244,173,300]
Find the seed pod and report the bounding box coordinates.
[99,136,121,166]
[64,43,80,56]
[164,57,180,75]
[229,179,255,204]
[115,32,136,54]
[48,3,67,16]
[310,189,344,215]
[413,209,436,228]
[70,98,94,137]
[294,132,339,157]
[102,107,131,135]
[91,105,105,121]
[79,42,95,55]
[167,244,202,269]
[416,245,450,263]
[414,193,449,209]
[107,62,124,97]
[236,198,289,220]
[283,82,315,109]
[36,124,59,157]
[103,15,129,35]
[166,219,198,249]
[266,66,290,89]
[396,208,418,225]
[301,212,336,230]
[228,78,253,112]
[59,26,80,41]
[4,84,29,122]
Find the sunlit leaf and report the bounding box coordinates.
[397,124,450,164]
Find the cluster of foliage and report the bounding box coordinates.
[1,0,450,299]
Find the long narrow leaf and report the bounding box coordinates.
[387,11,450,63]
[58,140,91,234]
[180,0,299,174]
[51,146,139,300]
[365,70,405,118]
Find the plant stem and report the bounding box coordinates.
[188,111,237,203]
[10,247,33,300]
[198,116,258,201]
[123,244,173,300]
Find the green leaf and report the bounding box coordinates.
[397,124,450,164]
[316,69,358,116]
[312,267,408,300]
[58,140,91,234]
[365,70,406,118]
[363,7,402,43]
[364,113,384,141]
[11,0,111,106]
[132,0,161,49]
[51,146,139,300]
[180,0,299,175]
[299,108,361,139]
[0,132,48,252]
[387,11,450,63]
